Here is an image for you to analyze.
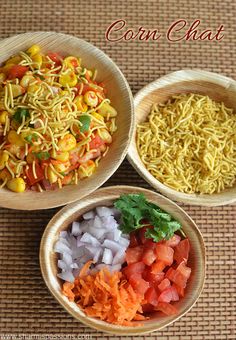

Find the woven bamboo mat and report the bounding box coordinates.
[0,0,236,339]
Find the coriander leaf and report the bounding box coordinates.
[114,193,182,242]
[13,108,30,123]
[24,133,38,145]
[34,151,50,161]
[79,115,91,133]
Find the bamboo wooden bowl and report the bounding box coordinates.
[127,70,236,206]
[0,32,134,210]
[40,185,206,335]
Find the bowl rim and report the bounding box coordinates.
[127,69,236,206]
[0,32,135,210]
[40,185,206,335]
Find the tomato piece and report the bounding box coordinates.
[151,260,166,274]
[144,239,157,250]
[8,65,28,79]
[173,283,185,297]
[129,273,150,295]
[145,287,159,306]
[156,244,174,265]
[122,262,145,280]
[158,278,171,292]
[158,286,179,303]
[165,267,187,288]
[143,268,165,285]
[89,134,104,150]
[174,239,190,264]
[176,261,191,280]
[47,52,62,67]
[165,234,181,248]
[156,302,178,315]
[125,246,143,265]
[141,303,154,313]
[139,226,153,244]
[142,248,156,266]
[25,163,44,186]
[129,231,139,247]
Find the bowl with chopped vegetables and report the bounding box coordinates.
[40,185,205,335]
[0,32,134,209]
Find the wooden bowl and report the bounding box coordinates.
[40,185,206,335]
[0,32,134,210]
[127,70,236,206]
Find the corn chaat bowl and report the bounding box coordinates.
[0,32,134,209]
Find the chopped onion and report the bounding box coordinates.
[71,221,81,236]
[112,249,125,265]
[102,248,113,265]
[102,239,124,254]
[57,271,74,283]
[83,210,95,220]
[96,206,113,217]
[80,232,100,246]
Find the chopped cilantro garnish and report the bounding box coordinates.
[34,151,50,161]
[13,108,30,123]
[79,115,91,133]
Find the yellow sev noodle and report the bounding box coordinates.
[136,93,236,194]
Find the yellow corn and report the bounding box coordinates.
[20,74,35,88]
[32,54,43,69]
[78,160,96,179]
[0,111,8,124]
[0,169,11,181]
[84,91,98,107]
[0,73,6,83]
[0,151,9,170]
[98,128,112,144]
[27,83,40,95]
[26,44,41,57]
[63,56,79,69]
[8,144,21,156]
[11,84,25,98]
[91,112,104,121]
[74,95,88,112]
[7,177,26,193]
[54,161,70,173]
[59,69,77,87]
[58,134,77,152]
[52,151,70,162]
[98,102,117,117]
[8,130,25,147]
[87,70,93,78]
[47,167,58,184]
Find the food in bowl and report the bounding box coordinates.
[136,93,236,194]
[54,193,192,326]
[0,44,117,192]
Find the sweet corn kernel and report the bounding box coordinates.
[7,177,26,193]
[8,130,25,147]
[52,151,70,162]
[27,83,40,95]
[58,134,77,152]
[27,44,41,57]
[0,73,6,83]
[47,167,58,184]
[59,70,77,87]
[98,128,112,144]
[63,56,79,69]
[32,54,43,69]
[78,160,96,179]
[11,84,25,98]
[0,169,11,181]
[87,70,93,78]
[0,111,8,124]
[0,151,9,170]
[84,91,98,107]
[74,95,88,112]
[91,112,104,121]
[54,161,70,173]
[98,102,117,117]
[20,74,35,88]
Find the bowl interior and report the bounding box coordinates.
[128,70,236,206]
[40,185,205,335]
[0,32,134,209]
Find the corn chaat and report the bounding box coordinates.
[0,45,117,193]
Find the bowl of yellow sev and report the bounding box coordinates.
[128,70,236,206]
[0,32,134,210]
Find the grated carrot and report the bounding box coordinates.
[62,262,148,326]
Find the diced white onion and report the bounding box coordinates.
[71,221,82,236]
[102,248,113,265]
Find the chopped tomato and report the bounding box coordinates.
[151,260,166,274]
[174,239,190,264]
[8,65,28,79]
[145,287,159,306]
[129,273,150,295]
[156,244,174,266]
[165,234,181,248]
[176,261,191,280]
[139,226,153,244]
[122,262,145,280]
[165,267,188,288]
[61,173,73,185]
[129,232,139,247]
[143,268,165,285]
[89,134,104,150]
[142,248,156,266]
[125,246,143,265]
[144,239,157,250]
[47,52,62,67]
[156,302,178,315]
[141,303,154,313]
[173,283,185,297]
[158,278,171,292]
[25,163,44,186]
[158,286,179,303]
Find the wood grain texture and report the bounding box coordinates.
[0,32,134,210]
[127,70,236,206]
[40,185,206,335]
